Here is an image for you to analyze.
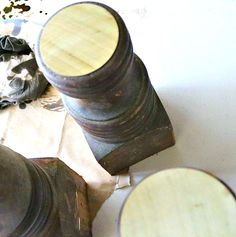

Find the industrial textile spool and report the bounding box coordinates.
[0,145,91,237]
[35,2,175,174]
[119,168,236,237]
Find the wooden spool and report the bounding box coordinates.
[0,145,91,237]
[119,168,236,237]
[35,2,175,174]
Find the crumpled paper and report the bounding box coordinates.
[0,36,49,109]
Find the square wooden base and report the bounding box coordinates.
[85,95,175,175]
[32,158,91,237]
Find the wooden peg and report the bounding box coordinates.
[35,2,175,174]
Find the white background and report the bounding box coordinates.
[91,0,236,236]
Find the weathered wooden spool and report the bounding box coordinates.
[0,144,91,237]
[119,168,236,237]
[35,2,175,174]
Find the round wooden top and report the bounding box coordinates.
[119,168,236,237]
[39,3,119,77]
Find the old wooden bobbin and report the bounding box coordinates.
[119,168,236,237]
[0,145,91,237]
[35,2,175,174]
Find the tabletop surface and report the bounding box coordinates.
[92,0,236,236]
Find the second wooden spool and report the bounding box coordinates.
[119,168,236,237]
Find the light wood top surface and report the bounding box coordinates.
[39,3,119,77]
[120,168,236,237]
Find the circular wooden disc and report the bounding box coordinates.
[119,168,236,237]
[39,3,119,76]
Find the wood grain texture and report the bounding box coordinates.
[40,3,119,76]
[119,168,236,237]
